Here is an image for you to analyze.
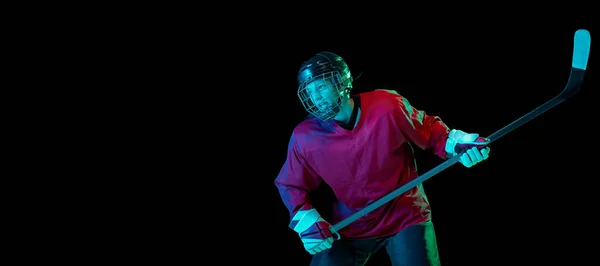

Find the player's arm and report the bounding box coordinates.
[274,133,335,254]
[391,93,490,167]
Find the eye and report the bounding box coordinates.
[317,84,330,91]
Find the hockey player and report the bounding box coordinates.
[274,51,490,265]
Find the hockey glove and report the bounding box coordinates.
[291,208,335,255]
[445,129,491,168]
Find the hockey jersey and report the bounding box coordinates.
[275,89,451,240]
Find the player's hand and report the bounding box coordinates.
[445,129,491,168]
[457,145,490,168]
[291,208,336,254]
[299,221,335,254]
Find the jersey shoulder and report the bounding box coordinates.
[359,89,406,111]
[291,116,326,139]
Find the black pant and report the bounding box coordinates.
[310,220,440,266]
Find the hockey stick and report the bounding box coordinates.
[330,29,591,237]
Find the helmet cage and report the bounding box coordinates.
[297,70,351,121]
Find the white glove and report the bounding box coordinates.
[291,208,335,254]
[445,129,491,168]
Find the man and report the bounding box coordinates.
[274,51,490,265]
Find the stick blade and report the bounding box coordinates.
[573,29,591,70]
[562,29,591,98]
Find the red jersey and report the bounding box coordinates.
[275,89,451,240]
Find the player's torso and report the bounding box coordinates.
[298,92,414,207]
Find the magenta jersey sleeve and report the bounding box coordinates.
[386,90,450,159]
[274,132,322,229]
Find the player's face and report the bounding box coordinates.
[305,77,340,117]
